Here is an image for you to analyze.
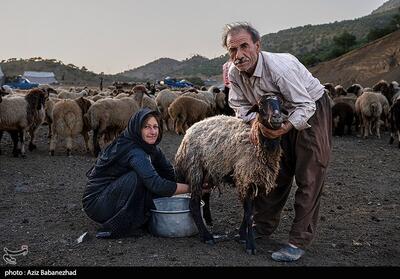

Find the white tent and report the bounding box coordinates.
[0,66,4,85]
[22,71,58,85]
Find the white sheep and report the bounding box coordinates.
[0,89,47,157]
[168,96,211,135]
[355,91,383,139]
[57,89,89,99]
[49,97,92,156]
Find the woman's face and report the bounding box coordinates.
[141,116,159,145]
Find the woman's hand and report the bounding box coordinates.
[202,182,212,194]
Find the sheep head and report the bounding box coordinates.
[246,93,283,130]
[0,87,9,102]
[246,94,283,152]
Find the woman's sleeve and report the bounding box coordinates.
[128,149,177,197]
[154,149,176,182]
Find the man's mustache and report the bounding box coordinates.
[234,58,249,65]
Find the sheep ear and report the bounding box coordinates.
[246,104,259,116]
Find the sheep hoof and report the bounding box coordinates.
[67,150,71,156]
[205,239,215,246]
[50,150,55,156]
[233,234,246,244]
[389,137,394,144]
[21,154,27,159]
[28,143,36,151]
[246,248,257,255]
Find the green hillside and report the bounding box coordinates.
[122,7,399,81]
[0,57,132,87]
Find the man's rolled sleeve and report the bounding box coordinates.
[276,74,316,130]
[228,80,256,123]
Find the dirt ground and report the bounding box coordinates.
[0,124,399,267]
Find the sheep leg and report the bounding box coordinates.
[82,132,91,153]
[375,120,381,139]
[66,136,73,156]
[47,120,52,140]
[28,128,37,151]
[20,130,26,158]
[243,194,256,255]
[9,131,20,157]
[93,128,101,157]
[0,131,3,155]
[397,130,400,148]
[237,213,247,244]
[362,117,369,139]
[49,133,57,156]
[167,118,174,131]
[201,192,213,226]
[389,133,394,144]
[190,195,215,245]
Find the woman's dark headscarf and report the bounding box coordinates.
[93,108,163,171]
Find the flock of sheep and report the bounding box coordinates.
[0,83,232,158]
[1,78,399,159]
[325,79,400,147]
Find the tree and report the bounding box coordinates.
[333,31,356,50]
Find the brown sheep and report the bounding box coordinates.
[168,96,211,135]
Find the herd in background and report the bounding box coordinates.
[0,83,233,158]
[1,77,400,159]
[325,79,400,147]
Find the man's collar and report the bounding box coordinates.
[253,52,263,78]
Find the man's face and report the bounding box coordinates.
[226,29,260,74]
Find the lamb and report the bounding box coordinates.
[168,96,211,135]
[49,97,92,156]
[174,94,283,255]
[0,89,47,157]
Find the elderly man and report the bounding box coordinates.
[222,22,332,262]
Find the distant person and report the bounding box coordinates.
[222,60,235,115]
[222,22,332,262]
[99,76,103,91]
[82,108,193,239]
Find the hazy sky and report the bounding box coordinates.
[1,0,387,74]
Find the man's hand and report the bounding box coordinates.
[259,121,293,139]
[202,182,212,194]
[249,119,259,145]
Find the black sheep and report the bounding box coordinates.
[332,102,354,136]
